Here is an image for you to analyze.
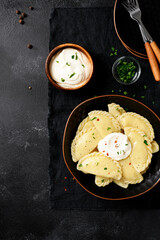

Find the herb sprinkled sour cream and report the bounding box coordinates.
[98,133,132,161]
[49,48,92,89]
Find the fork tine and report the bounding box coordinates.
[122,2,130,12]
[135,0,140,8]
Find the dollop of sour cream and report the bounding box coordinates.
[49,48,91,89]
[98,133,131,161]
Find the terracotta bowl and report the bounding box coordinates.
[63,95,160,200]
[45,43,94,90]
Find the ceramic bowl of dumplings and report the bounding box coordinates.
[63,95,160,200]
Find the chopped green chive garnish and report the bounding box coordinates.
[79,164,83,167]
[117,152,119,155]
[82,64,85,68]
[107,127,111,131]
[114,52,117,56]
[143,135,147,137]
[101,179,104,183]
[111,47,115,51]
[93,137,95,139]
[71,55,74,59]
[141,96,145,99]
[86,164,88,166]
[96,162,99,166]
[61,78,65,82]
[75,52,78,60]
[104,168,107,170]
[132,94,136,97]
[119,90,122,92]
[116,60,136,83]
[69,72,76,78]
[144,85,147,90]
[112,90,115,93]
[92,133,95,135]
[125,108,128,111]
[117,169,120,172]
[116,108,119,111]
[66,62,70,66]
[152,101,155,105]
[123,91,128,95]
[56,60,59,63]
[144,140,148,145]
[110,53,114,56]
[91,117,97,121]
[125,144,128,146]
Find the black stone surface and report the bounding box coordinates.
[0,0,160,239]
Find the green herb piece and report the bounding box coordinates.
[96,162,99,166]
[69,72,76,78]
[66,62,70,66]
[91,117,97,121]
[141,96,145,99]
[71,55,74,59]
[132,94,136,97]
[117,152,119,155]
[116,108,119,111]
[93,136,95,139]
[125,144,128,146]
[56,60,59,63]
[79,164,83,167]
[107,127,111,131]
[61,78,65,82]
[114,52,117,56]
[116,60,136,83]
[104,167,107,170]
[86,164,88,166]
[94,95,97,97]
[112,90,115,93]
[144,85,147,90]
[92,133,95,135]
[123,91,128,95]
[144,140,148,145]
[143,135,147,137]
[75,52,78,60]
[119,90,122,92]
[125,108,128,111]
[111,47,115,51]
[110,53,114,56]
[117,169,120,172]
[101,179,104,183]
[82,64,85,68]
[152,101,155,105]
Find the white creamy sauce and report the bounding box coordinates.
[98,133,131,161]
[49,48,91,89]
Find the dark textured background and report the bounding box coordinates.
[0,0,160,239]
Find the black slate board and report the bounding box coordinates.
[48,7,160,210]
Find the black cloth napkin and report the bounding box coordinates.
[49,7,160,210]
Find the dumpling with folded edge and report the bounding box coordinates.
[118,156,143,184]
[76,116,94,135]
[95,176,112,187]
[124,127,152,173]
[118,112,155,141]
[88,110,121,138]
[108,103,126,119]
[151,140,159,153]
[114,179,129,189]
[71,127,102,162]
[77,152,122,180]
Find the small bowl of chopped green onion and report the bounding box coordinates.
[112,56,141,85]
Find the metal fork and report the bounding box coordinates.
[122,0,160,81]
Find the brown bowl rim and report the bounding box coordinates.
[62,94,160,200]
[113,0,148,60]
[45,43,94,91]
